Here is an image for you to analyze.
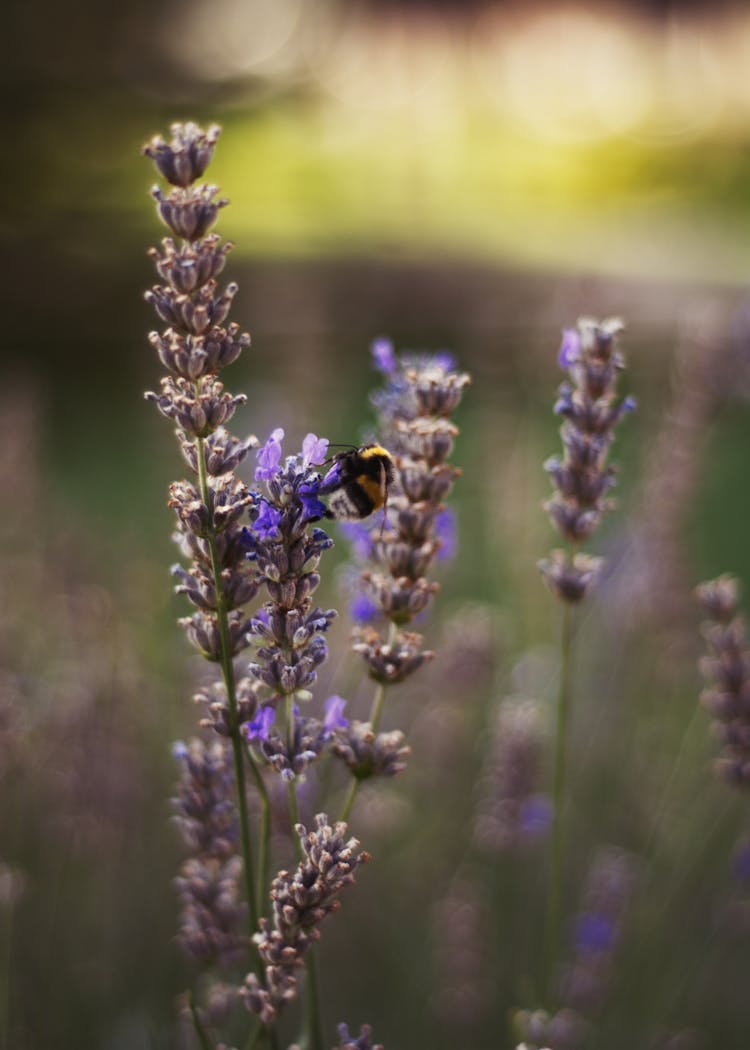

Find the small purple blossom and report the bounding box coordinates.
[518,794,553,838]
[431,350,456,372]
[254,499,282,539]
[558,327,581,369]
[298,483,328,522]
[172,740,189,761]
[255,427,284,481]
[245,705,275,742]
[324,695,349,735]
[340,521,374,561]
[574,913,616,954]
[351,591,379,623]
[434,507,457,562]
[302,433,329,467]
[371,337,398,376]
[319,459,344,493]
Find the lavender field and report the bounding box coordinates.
[5,4,750,1049]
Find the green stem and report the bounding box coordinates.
[305,948,326,1050]
[196,436,260,938]
[245,747,272,914]
[282,699,324,1050]
[543,599,575,1007]
[189,991,214,1050]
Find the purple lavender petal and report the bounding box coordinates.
[371,337,398,375]
[324,695,349,734]
[255,427,285,481]
[558,328,581,369]
[254,499,282,539]
[434,507,457,562]
[340,521,374,561]
[518,794,553,838]
[350,591,379,624]
[302,433,329,467]
[574,913,616,954]
[245,705,275,742]
[432,350,456,372]
[318,459,344,494]
[299,486,328,522]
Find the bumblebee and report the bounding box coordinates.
[318,444,394,521]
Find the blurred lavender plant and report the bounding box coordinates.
[516,847,637,1050]
[335,340,469,820]
[696,575,750,786]
[539,318,635,1005]
[142,122,371,1050]
[474,698,551,853]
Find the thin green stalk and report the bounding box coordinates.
[189,991,214,1050]
[305,948,325,1050]
[245,748,272,913]
[196,435,259,937]
[282,697,324,1050]
[543,599,575,1007]
[338,621,398,823]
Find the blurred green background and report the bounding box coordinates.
[5,0,750,1047]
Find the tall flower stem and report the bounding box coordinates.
[245,751,272,912]
[196,434,259,935]
[543,599,575,1006]
[282,697,325,1050]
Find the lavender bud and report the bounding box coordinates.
[143,121,221,186]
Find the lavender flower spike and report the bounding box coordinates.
[541,316,634,603]
[697,575,750,786]
[241,815,369,1023]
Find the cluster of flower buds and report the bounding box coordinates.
[334,1023,384,1049]
[241,815,369,1023]
[238,429,351,778]
[330,720,411,781]
[539,318,635,604]
[696,575,750,786]
[347,339,469,684]
[473,699,551,852]
[172,739,247,967]
[143,122,259,710]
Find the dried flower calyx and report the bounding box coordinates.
[241,815,369,1023]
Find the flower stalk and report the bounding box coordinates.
[539,317,634,1006]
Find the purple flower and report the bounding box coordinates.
[351,592,378,623]
[574,913,615,954]
[301,433,329,467]
[172,740,189,761]
[254,499,282,539]
[323,695,349,735]
[431,350,456,372]
[518,794,553,838]
[340,521,374,561]
[245,705,275,742]
[255,427,284,481]
[434,507,457,562]
[558,328,581,369]
[371,337,398,376]
[318,459,344,493]
[298,483,328,522]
